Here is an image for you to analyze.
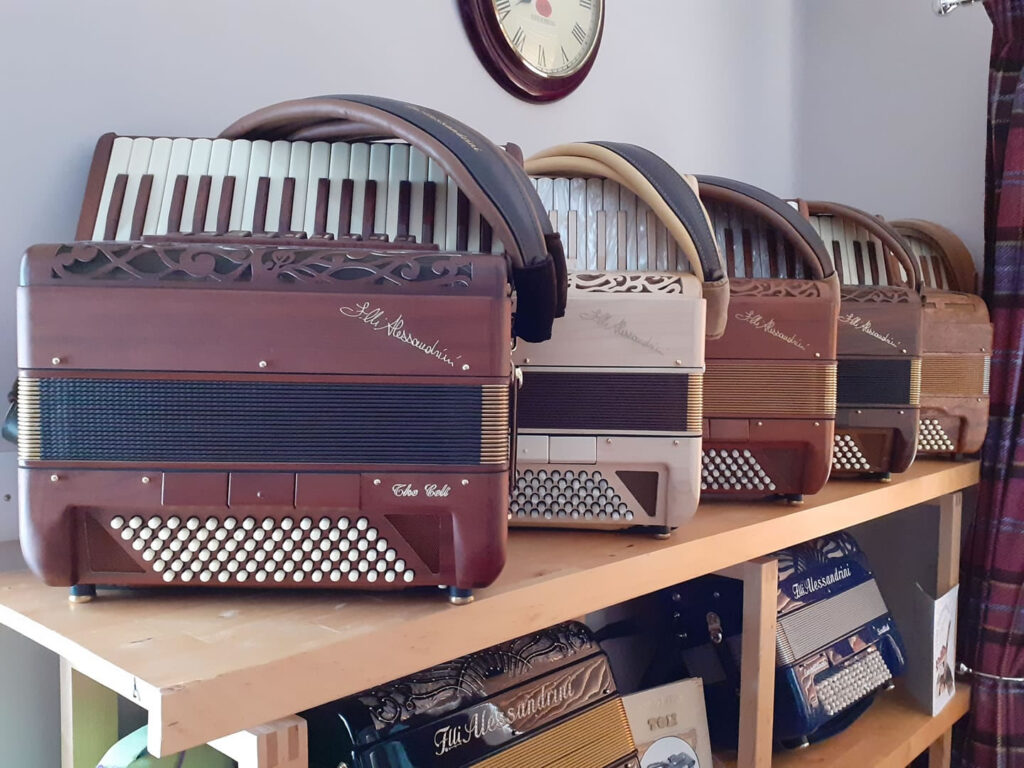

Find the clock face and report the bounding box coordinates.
[493,0,604,78]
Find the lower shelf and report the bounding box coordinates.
[716,682,970,768]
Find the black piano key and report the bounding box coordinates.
[129,175,154,241]
[216,177,235,234]
[422,180,436,245]
[831,241,844,283]
[313,178,329,237]
[279,178,296,234]
[480,217,492,252]
[867,241,882,285]
[784,240,799,279]
[167,175,188,234]
[396,180,412,240]
[884,250,899,285]
[853,241,867,284]
[766,228,781,278]
[723,227,736,279]
[362,180,378,239]
[339,179,355,238]
[741,228,755,279]
[254,177,271,234]
[193,176,212,234]
[104,174,129,240]
[456,190,470,251]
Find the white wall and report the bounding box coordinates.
[0,0,799,544]
[795,0,992,264]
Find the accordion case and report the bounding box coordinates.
[510,142,728,534]
[14,95,567,604]
[650,533,906,749]
[804,202,924,478]
[891,219,991,456]
[695,177,840,502]
[301,621,640,768]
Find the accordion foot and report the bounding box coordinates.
[653,526,673,541]
[782,736,812,750]
[872,472,893,484]
[785,494,804,506]
[68,585,96,604]
[447,587,474,606]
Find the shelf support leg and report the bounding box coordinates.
[208,715,308,768]
[60,658,118,768]
[717,556,778,768]
[928,730,953,768]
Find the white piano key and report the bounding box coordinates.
[573,177,589,270]
[92,136,133,240]
[348,143,371,238]
[467,201,482,251]
[287,141,311,233]
[177,139,210,234]
[839,219,858,285]
[407,147,428,245]
[226,140,253,232]
[203,139,233,233]
[326,142,352,238]
[552,177,570,263]
[115,138,154,241]
[618,187,638,271]
[303,141,331,236]
[586,178,603,270]
[263,140,292,233]
[240,140,271,233]
[445,173,460,251]
[427,158,447,248]
[368,143,390,238]
[141,137,174,236]
[601,179,619,270]
[385,143,409,241]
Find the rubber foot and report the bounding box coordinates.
[68,585,96,604]
[786,494,805,506]
[877,472,893,483]
[448,587,474,606]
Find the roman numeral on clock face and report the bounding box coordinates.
[511,26,525,50]
[580,0,593,8]
[572,22,587,46]
[495,0,511,16]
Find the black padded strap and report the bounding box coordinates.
[591,142,725,284]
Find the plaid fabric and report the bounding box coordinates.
[959,2,1024,766]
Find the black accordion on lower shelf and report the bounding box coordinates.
[302,621,639,768]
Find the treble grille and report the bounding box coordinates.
[22,377,508,466]
[921,355,990,396]
[703,362,837,418]
[517,371,698,433]
[837,359,921,406]
[776,580,889,665]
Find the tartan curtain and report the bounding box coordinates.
[959,2,1024,765]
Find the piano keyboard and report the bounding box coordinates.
[899,233,951,291]
[83,136,502,253]
[705,200,810,280]
[528,175,686,272]
[807,215,910,287]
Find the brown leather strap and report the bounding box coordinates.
[526,142,730,340]
[221,95,567,341]
[891,218,977,294]
[805,201,922,293]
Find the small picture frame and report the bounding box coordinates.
[623,678,713,768]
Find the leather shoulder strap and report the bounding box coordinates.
[526,141,729,339]
[221,95,566,342]
[806,201,922,293]
[891,218,977,294]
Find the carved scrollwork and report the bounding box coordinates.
[355,621,595,734]
[569,272,691,294]
[47,243,475,290]
[840,286,914,304]
[730,279,824,299]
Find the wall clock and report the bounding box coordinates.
[458,0,605,103]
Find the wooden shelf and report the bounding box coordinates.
[727,683,971,768]
[0,459,977,757]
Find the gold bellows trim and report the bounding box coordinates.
[17,377,40,463]
[921,355,990,397]
[910,358,922,406]
[703,363,837,418]
[481,384,511,464]
[687,374,704,433]
[474,698,635,768]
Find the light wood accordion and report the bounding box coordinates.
[891,219,991,456]
[301,621,640,768]
[803,202,924,478]
[13,95,567,604]
[513,142,728,533]
[695,177,841,502]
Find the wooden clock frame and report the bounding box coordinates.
[457,0,604,103]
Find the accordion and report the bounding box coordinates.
[651,533,906,749]
[510,142,728,534]
[891,219,991,456]
[301,621,640,768]
[13,95,566,604]
[804,201,924,479]
[695,177,840,503]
